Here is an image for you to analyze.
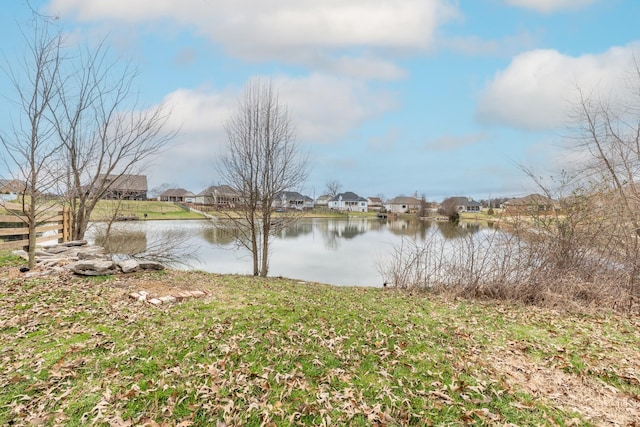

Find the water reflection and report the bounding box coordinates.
[94,231,148,254]
[201,225,238,245]
[435,221,481,239]
[86,217,491,286]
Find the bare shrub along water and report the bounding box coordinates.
[381,207,638,313]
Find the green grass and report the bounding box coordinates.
[90,200,205,221]
[1,257,639,425]
[0,252,23,267]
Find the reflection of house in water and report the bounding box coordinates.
[436,221,481,239]
[385,219,431,239]
[325,218,372,238]
[311,218,372,250]
[278,220,314,238]
[203,224,239,245]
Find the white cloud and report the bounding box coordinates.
[148,74,397,189]
[273,74,398,143]
[476,44,640,130]
[49,0,456,49]
[162,75,397,142]
[48,0,457,79]
[504,0,599,13]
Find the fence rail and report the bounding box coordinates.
[0,202,71,250]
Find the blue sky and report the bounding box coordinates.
[1,0,638,202]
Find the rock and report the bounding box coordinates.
[118,259,140,273]
[46,245,74,254]
[139,261,165,271]
[61,240,88,247]
[11,243,166,277]
[12,250,28,261]
[159,295,176,304]
[148,298,162,305]
[77,246,107,260]
[68,260,117,276]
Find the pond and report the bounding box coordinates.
[85,217,490,287]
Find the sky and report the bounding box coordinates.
[1,0,639,202]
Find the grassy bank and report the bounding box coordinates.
[87,200,381,221]
[90,200,206,221]
[1,255,639,425]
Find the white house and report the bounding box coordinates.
[328,192,368,212]
[157,188,196,203]
[195,185,241,207]
[315,194,332,208]
[445,196,482,213]
[385,196,421,214]
[274,191,314,210]
[366,196,383,211]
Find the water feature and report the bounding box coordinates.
[85,217,489,287]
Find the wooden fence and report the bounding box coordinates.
[0,202,71,250]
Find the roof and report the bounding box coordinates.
[316,194,332,201]
[98,174,147,191]
[197,185,238,197]
[448,196,481,207]
[387,196,421,205]
[330,191,366,202]
[277,191,313,201]
[158,188,195,198]
[367,197,383,203]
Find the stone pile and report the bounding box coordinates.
[129,289,208,306]
[12,240,165,277]
[11,241,210,307]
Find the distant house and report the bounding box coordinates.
[97,174,148,200]
[447,196,482,213]
[366,197,383,211]
[158,188,195,203]
[315,194,332,208]
[274,191,314,210]
[328,192,368,212]
[502,194,556,215]
[0,179,25,201]
[385,196,421,214]
[195,185,242,207]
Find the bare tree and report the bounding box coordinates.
[438,197,460,223]
[52,39,175,241]
[418,194,428,218]
[219,78,308,277]
[0,17,65,269]
[325,180,342,198]
[567,65,640,310]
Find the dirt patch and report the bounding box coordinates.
[487,350,640,426]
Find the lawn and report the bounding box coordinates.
[90,200,206,221]
[1,254,639,425]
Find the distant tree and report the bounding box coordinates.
[219,78,308,277]
[418,194,428,218]
[439,197,460,223]
[149,183,177,199]
[325,180,342,198]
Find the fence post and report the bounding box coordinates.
[58,206,71,243]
